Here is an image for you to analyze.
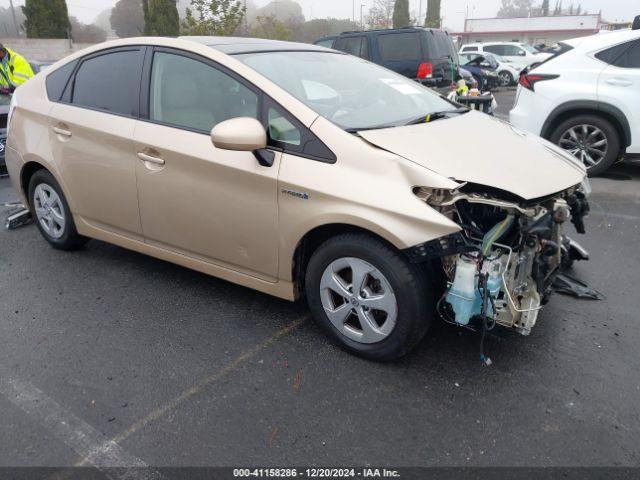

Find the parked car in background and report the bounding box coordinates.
[6,37,589,361]
[458,53,501,90]
[460,42,552,70]
[315,27,460,91]
[29,61,54,74]
[510,29,640,175]
[483,52,522,86]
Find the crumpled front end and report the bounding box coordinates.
[407,182,590,334]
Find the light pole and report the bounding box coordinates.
[8,0,19,37]
[360,4,366,30]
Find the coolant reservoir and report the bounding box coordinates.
[446,256,477,326]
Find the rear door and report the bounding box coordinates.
[597,39,640,153]
[376,31,422,79]
[48,46,145,238]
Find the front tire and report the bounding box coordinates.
[305,234,434,362]
[28,169,89,250]
[549,114,621,176]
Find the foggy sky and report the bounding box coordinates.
[2,0,636,32]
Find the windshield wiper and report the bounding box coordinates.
[404,108,469,126]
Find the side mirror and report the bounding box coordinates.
[518,50,526,56]
[211,117,267,152]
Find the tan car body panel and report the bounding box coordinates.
[8,37,566,303]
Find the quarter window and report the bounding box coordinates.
[597,40,640,68]
[72,50,142,116]
[462,46,478,52]
[379,32,421,61]
[268,108,300,146]
[149,51,259,133]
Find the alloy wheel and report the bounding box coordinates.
[558,124,608,170]
[319,257,398,344]
[499,72,512,86]
[33,183,66,239]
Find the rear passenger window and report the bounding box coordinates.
[46,60,78,102]
[72,50,142,117]
[334,36,369,60]
[597,40,640,68]
[379,33,421,61]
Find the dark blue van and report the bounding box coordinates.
[314,27,460,90]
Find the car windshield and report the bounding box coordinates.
[521,44,539,54]
[236,51,454,131]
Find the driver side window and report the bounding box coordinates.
[150,51,259,133]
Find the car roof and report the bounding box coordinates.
[562,29,640,50]
[179,36,333,54]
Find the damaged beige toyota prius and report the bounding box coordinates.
[5,37,591,361]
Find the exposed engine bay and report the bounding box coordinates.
[410,182,591,337]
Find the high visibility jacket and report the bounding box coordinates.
[0,48,34,90]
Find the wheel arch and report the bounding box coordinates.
[20,160,51,206]
[290,223,407,298]
[541,100,631,149]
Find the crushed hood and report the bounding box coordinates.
[359,111,586,200]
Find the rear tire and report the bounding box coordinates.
[498,70,514,86]
[549,114,621,176]
[28,169,89,250]
[305,233,434,362]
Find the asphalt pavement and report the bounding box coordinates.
[1,89,639,472]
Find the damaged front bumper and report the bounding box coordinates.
[408,184,590,335]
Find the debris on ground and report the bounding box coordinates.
[552,273,605,300]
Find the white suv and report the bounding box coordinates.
[459,42,552,70]
[510,30,640,175]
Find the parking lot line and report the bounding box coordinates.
[74,314,309,466]
[0,377,163,479]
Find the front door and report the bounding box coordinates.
[48,47,145,237]
[133,49,280,280]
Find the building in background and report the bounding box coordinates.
[455,14,602,47]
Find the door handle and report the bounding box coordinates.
[605,78,632,87]
[52,126,72,137]
[137,152,165,166]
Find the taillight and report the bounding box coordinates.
[417,62,433,79]
[519,73,559,91]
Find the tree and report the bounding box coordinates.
[424,0,441,27]
[392,0,410,28]
[143,0,180,35]
[541,0,550,16]
[366,0,394,29]
[0,6,26,37]
[182,0,246,36]
[553,0,562,15]
[497,0,534,18]
[250,14,291,40]
[111,0,145,37]
[293,18,358,43]
[69,16,107,43]
[22,0,70,39]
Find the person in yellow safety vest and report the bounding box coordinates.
[456,79,469,96]
[0,43,35,95]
